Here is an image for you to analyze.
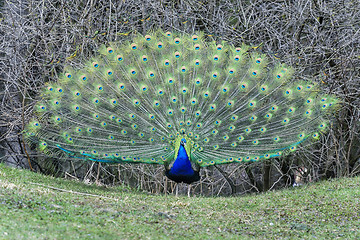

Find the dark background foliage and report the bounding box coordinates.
[1,0,359,195]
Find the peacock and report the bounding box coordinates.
[25,29,338,184]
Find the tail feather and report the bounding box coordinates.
[25,29,338,167]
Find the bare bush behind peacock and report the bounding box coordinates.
[25,29,339,184]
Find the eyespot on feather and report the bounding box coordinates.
[131,43,137,50]
[145,35,151,41]
[92,62,99,68]
[107,47,114,54]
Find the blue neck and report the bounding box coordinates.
[169,145,194,176]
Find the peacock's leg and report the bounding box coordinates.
[175,183,179,197]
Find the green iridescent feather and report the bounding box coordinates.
[25,29,339,168]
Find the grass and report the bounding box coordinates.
[0,163,359,239]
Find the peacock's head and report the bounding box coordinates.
[180,138,186,146]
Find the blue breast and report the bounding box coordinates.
[168,145,195,176]
[165,143,200,184]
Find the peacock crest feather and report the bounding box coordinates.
[25,29,338,183]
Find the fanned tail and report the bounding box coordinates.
[25,29,339,167]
